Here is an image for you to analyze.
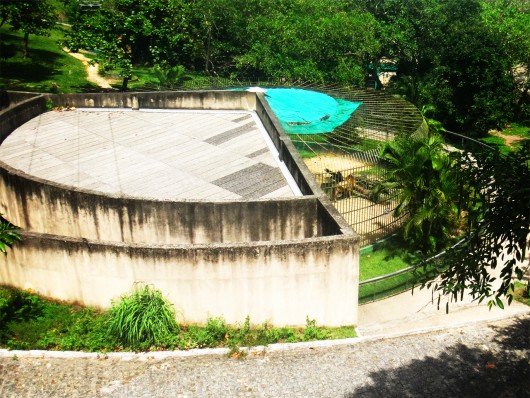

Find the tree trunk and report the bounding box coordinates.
[121,76,129,91]
[205,25,212,74]
[22,32,29,58]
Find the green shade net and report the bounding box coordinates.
[263,88,362,135]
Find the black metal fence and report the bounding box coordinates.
[358,238,466,304]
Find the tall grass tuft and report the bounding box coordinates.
[107,284,179,350]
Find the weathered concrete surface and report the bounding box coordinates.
[0,230,359,327]
[359,286,530,337]
[0,90,360,327]
[0,166,321,245]
[0,315,528,397]
[0,109,294,201]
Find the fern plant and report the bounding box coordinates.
[153,65,190,89]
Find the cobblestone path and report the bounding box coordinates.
[0,315,528,398]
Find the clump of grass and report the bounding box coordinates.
[303,317,329,341]
[107,284,180,350]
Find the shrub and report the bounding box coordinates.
[0,288,44,325]
[187,317,229,348]
[303,317,328,341]
[107,284,179,350]
[0,214,22,254]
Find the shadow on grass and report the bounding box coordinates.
[1,59,57,84]
[0,43,18,59]
[344,317,530,397]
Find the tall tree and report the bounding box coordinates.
[427,142,530,308]
[481,0,530,121]
[186,0,251,76]
[65,0,148,89]
[359,0,515,135]
[64,0,190,89]
[236,0,379,83]
[5,0,56,58]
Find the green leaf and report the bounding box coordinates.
[495,296,504,309]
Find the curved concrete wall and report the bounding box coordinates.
[1,232,358,326]
[0,90,360,326]
[0,165,323,245]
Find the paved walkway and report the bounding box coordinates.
[0,109,298,200]
[0,314,528,397]
[358,284,530,337]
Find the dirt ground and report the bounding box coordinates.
[304,154,401,245]
[488,129,526,148]
[64,49,114,89]
[303,154,365,175]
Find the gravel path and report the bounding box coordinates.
[1,315,528,398]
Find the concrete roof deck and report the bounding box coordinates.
[0,108,301,201]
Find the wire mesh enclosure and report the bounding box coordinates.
[160,79,425,246]
[285,87,425,246]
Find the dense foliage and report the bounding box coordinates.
[0,214,21,253]
[55,0,530,134]
[428,142,530,308]
[376,130,529,306]
[377,132,461,254]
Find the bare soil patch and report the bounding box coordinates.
[64,49,116,89]
[303,154,364,175]
[303,153,401,244]
[488,129,526,148]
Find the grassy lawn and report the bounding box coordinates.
[513,281,530,307]
[479,123,530,154]
[360,236,420,281]
[359,236,428,303]
[0,287,355,352]
[503,122,530,138]
[0,25,96,93]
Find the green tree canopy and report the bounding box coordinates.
[2,0,56,58]
[236,0,379,84]
[64,0,190,89]
[429,142,530,308]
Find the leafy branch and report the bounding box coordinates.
[0,215,22,253]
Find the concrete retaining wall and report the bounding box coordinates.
[0,94,46,145]
[0,90,360,326]
[49,90,256,112]
[0,166,321,244]
[0,232,358,326]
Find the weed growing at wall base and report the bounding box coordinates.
[0,286,357,352]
